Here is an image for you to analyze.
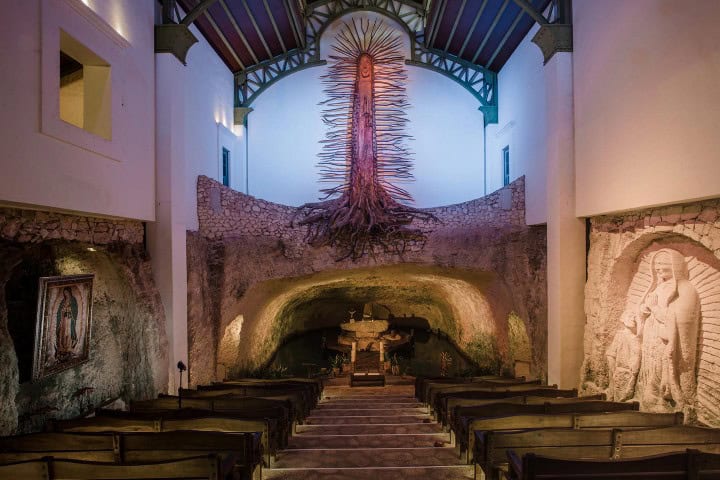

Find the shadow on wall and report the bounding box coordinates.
[0,241,167,435]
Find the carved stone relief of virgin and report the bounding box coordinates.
[605,247,720,422]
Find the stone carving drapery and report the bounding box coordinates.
[607,247,720,423]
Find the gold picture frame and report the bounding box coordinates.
[32,274,94,380]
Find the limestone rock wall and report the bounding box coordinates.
[582,199,720,426]
[189,176,546,383]
[0,207,167,434]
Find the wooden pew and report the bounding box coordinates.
[463,410,682,464]
[199,382,318,411]
[453,400,639,456]
[473,425,720,480]
[506,448,720,480]
[218,378,322,402]
[0,431,261,479]
[179,388,309,424]
[49,409,280,466]
[0,454,239,480]
[132,396,292,442]
[420,378,541,405]
[435,388,578,425]
[415,376,524,400]
[445,393,606,428]
[429,383,556,417]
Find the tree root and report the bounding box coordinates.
[291,195,439,261]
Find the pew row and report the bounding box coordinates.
[0,431,261,480]
[453,400,639,455]
[506,448,720,480]
[463,410,682,464]
[0,454,239,480]
[473,425,720,480]
[49,409,279,466]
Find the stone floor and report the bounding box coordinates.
[264,376,474,479]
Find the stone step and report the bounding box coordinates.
[322,396,417,402]
[316,402,424,410]
[288,433,450,449]
[263,465,474,479]
[305,414,430,425]
[309,407,427,416]
[273,447,462,469]
[296,423,444,435]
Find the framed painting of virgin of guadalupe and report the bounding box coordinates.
[32,274,94,380]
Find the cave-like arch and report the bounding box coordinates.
[217,264,532,377]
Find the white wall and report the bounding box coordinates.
[486,23,547,225]
[0,0,155,221]
[574,0,720,217]
[247,11,486,208]
[179,23,239,231]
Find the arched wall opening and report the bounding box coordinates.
[246,10,486,208]
[217,265,532,378]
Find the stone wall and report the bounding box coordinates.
[190,176,546,383]
[582,199,720,426]
[0,207,167,434]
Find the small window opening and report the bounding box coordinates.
[502,146,510,186]
[59,30,112,140]
[222,147,230,186]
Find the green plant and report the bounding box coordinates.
[330,353,345,369]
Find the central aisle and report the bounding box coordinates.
[264,377,474,479]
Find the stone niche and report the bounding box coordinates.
[0,207,167,435]
[188,176,547,386]
[582,199,720,426]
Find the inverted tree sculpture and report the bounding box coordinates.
[295,19,436,260]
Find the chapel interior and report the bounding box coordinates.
[1,0,720,479]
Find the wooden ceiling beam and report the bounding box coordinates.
[426,0,447,48]
[202,9,246,69]
[471,0,509,64]
[242,0,274,59]
[262,0,288,54]
[457,0,487,59]
[219,0,259,65]
[486,7,524,68]
[443,0,467,53]
[284,0,306,49]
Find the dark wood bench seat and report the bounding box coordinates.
[49,409,280,466]
[0,454,239,480]
[462,410,682,463]
[130,397,291,447]
[429,384,559,418]
[434,388,577,425]
[0,431,261,479]
[506,448,720,480]
[474,425,720,480]
[179,388,308,424]
[421,378,542,406]
[445,393,606,428]
[415,376,528,401]
[217,378,322,403]
[453,400,639,454]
